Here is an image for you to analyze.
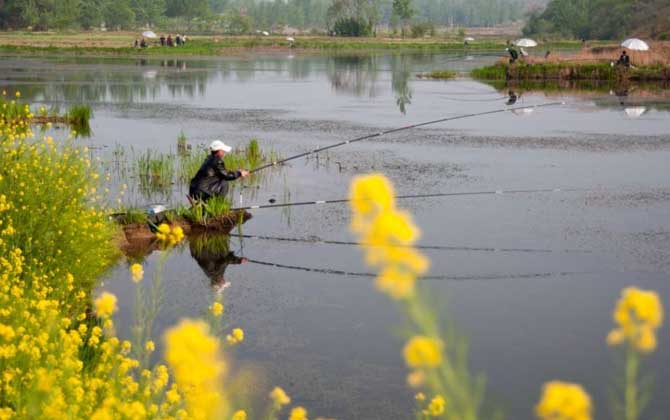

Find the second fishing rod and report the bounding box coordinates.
[248,101,565,174]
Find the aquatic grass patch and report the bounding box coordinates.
[134,148,176,196]
[471,62,670,82]
[65,104,93,136]
[417,70,458,79]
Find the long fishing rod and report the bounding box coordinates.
[232,187,584,211]
[247,258,587,282]
[232,233,591,254]
[249,101,564,174]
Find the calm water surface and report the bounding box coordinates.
[2,51,670,419]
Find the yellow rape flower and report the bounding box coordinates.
[289,406,308,420]
[270,386,291,406]
[155,223,185,247]
[94,292,117,318]
[226,328,244,344]
[349,174,395,220]
[145,340,155,352]
[210,302,224,316]
[130,263,144,283]
[232,410,247,420]
[403,336,443,368]
[164,319,226,419]
[426,395,446,417]
[607,287,663,353]
[535,381,592,420]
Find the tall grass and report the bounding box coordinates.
[66,104,93,137]
[134,148,176,196]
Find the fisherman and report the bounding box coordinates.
[160,34,166,46]
[189,140,250,202]
[617,50,630,67]
[506,41,519,64]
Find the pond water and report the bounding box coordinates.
[3,51,670,419]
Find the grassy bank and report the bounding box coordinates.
[471,62,670,82]
[0,31,593,56]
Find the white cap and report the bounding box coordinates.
[209,140,232,153]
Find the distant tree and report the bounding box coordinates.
[165,0,210,19]
[224,9,252,34]
[79,0,104,29]
[391,0,413,37]
[131,0,166,26]
[104,0,135,30]
[53,0,81,29]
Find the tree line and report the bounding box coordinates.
[523,0,670,40]
[0,0,529,33]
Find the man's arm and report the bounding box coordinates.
[215,160,241,180]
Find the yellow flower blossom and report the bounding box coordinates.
[426,395,446,416]
[289,406,308,420]
[130,263,144,283]
[164,319,227,419]
[607,287,663,353]
[226,328,244,345]
[145,340,155,352]
[403,336,443,368]
[94,292,118,318]
[210,302,224,316]
[270,386,291,406]
[232,410,247,420]
[535,381,592,420]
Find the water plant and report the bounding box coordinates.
[134,148,176,196]
[66,104,93,137]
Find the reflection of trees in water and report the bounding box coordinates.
[9,59,211,103]
[327,55,380,98]
[8,53,440,114]
[390,54,412,115]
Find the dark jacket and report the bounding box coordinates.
[189,155,241,199]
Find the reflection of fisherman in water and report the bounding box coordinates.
[189,240,247,293]
[506,90,518,105]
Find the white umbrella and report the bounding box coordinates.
[514,38,538,47]
[621,38,649,51]
[262,31,270,36]
[624,106,647,118]
[464,36,475,42]
[142,31,157,39]
[286,37,295,42]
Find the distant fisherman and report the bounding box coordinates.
[189,140,250,202]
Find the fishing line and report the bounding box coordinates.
[232,233,591,254]
[247,258,587,282]
[232,187,584,211]
[249,102,564,174]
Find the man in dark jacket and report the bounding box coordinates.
[189,140,249,202]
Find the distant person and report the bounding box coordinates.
[545,50,551,59]
[507,46,519,64]
[617,50,630,67]
[182,35,187,44]
[140,38,147,48]
[167,34,173,47]
[176,34,182,46]
[160,35,166,46]
[189,140,250,202]
[134,39,139,48]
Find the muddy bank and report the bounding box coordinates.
[116,210,252,257]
